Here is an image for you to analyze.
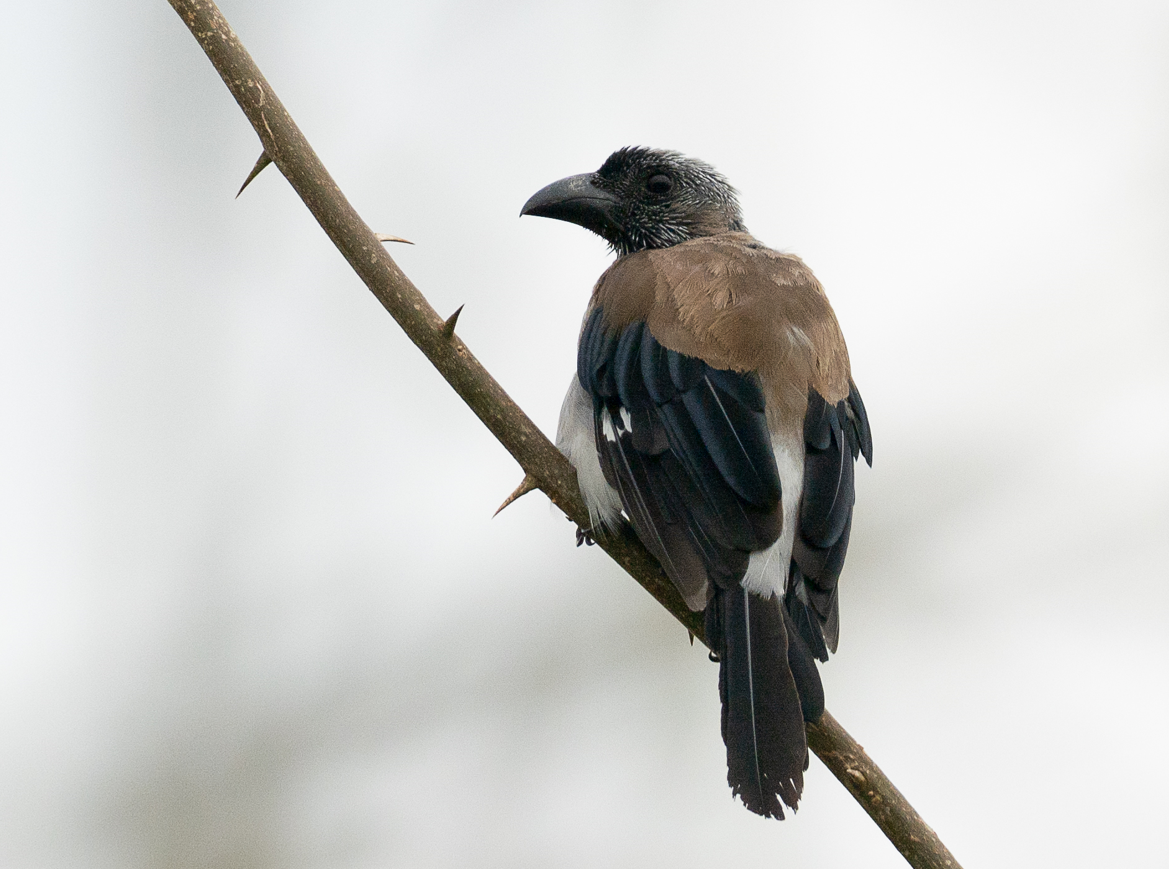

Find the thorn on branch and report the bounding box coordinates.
[494,472,539,517]
[441,304,464,340]
[236,150,273,198]
[376,233,414,245]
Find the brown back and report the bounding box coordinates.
[591,232,853,426]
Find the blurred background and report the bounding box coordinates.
[2,0,1167,866]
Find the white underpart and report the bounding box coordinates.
[742,426,805,599]
[556,376,623,531]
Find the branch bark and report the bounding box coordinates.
[165,3,961,867]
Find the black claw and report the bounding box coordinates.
[575,527,596,547]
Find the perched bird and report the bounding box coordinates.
[521,147,872,819]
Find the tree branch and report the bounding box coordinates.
[164,3,961,867]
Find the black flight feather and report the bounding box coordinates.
[847,380,873,466]
[783,605,826,722]
[786,385,871,657]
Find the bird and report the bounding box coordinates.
[520,147,872,819]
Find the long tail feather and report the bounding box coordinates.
[709,585,808,818]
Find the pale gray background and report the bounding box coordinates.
[2,1,1167,867]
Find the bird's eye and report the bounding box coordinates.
[646,173,673,195]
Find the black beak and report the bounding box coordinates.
[520,173,622,239]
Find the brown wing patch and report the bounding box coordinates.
[592,233,853,412]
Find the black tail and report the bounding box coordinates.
[706,584,819,819]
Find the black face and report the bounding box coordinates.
[521,147,745,256]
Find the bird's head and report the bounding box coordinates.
[521,147,745,257]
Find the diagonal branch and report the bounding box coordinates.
[164,3,961,867]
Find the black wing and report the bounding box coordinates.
[577,308,782,603]
[785,383,873,661]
